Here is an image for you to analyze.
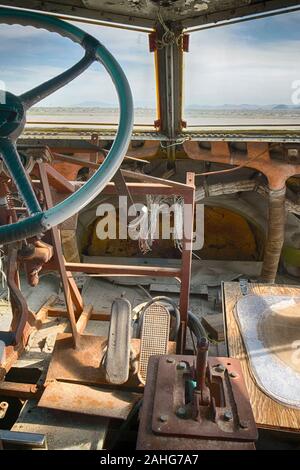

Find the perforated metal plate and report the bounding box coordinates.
[138,302,170,385]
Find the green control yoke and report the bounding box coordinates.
[0,7,133,244]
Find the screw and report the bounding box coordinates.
[159,415,168,423]
[224,411,233,421]
[177,362,187,370]
[176,407,187,419]
[166,358,175,364]
[215,364,226,373]
[229,372,238,378]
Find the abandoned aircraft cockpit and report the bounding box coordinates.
[0,0,300,454]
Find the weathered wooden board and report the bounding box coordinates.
[223,281,300,432]
[202,313,225,341]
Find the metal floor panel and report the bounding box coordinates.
[12,400,108,450]
[38,381,141,420]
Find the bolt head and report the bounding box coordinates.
[215,364,226,373]
[159,415,168,423]
[177,361,187,370]
[166,358,175,364]
[224,411,233,421]
[176,407,187,418]
[229,372,238,378]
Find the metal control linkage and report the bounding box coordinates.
[194,337,210,407]
[0,6,133,244]
[137,353,258,450]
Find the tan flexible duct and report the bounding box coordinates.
[260,188,286,283]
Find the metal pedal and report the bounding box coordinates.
[105,296,132,385]
[138,302,170,385]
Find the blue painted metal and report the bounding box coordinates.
[0,6,133,244]
[0,91,25,138]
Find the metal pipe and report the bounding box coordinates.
[196,337,209,393]
[0,381,39,399]
[0,430,46,448]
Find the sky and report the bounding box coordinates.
[185,10,300,107]
[0,9,300,108]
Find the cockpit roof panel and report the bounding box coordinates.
[1,1,299,28]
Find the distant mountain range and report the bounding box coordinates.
[72,100,156,108]
[74,100,116,108]
[186,104,300,110]
[31,102,300,110]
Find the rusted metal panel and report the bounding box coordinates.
[45,333,108,385]
[45,333,176,388]
[151,355,257,441]
[184,140,300,191]
[137,355,256,450]
[38,380,142,420]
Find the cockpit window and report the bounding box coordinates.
[0,21,156,127]
[184,10,300,128]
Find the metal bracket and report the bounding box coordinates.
[239,278,249,296]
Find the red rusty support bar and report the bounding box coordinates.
[101,182,193,196]
[6,247,29,345]
[32,162,75,194]
[34,180,193,196]
[76,304,93,334]
[47,306,110,322]
[178,172,195,352]
[38,163,80,348]
[120,170,193,191]
[67,273,84,315]
[36,156,195,350]
[64,262,182,278]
